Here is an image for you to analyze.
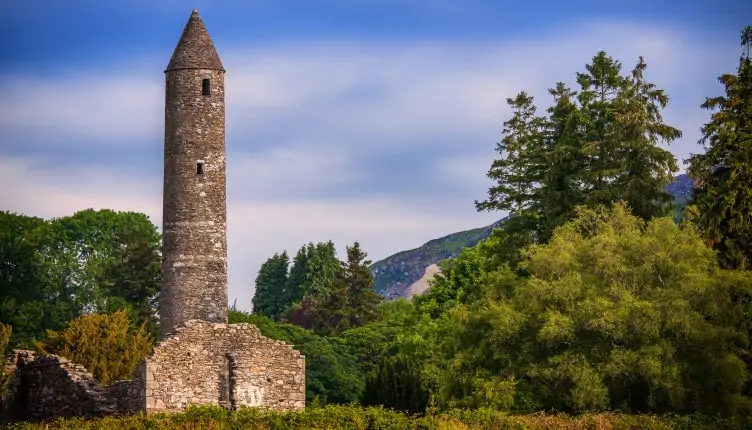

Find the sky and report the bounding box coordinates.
[1,0,749,310]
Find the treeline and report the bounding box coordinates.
[251,241,381,336]
[1,26,751,424]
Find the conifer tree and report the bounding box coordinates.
[283,245,311,311]
[613,56,681,220]
[575,51,630,205]
[306,241,342,297]
[539,82,585,239]
[476,91,545,217]
[479,51,682,247]
[251,251,290,320]
[687,25,752,270]
[343,242,381,327]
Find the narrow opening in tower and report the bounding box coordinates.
[197,161,204,175]
[202,78,211,96]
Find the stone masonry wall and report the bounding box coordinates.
[145,320,305,413]
[1,351,143,423]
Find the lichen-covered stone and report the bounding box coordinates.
[144,320,305,413]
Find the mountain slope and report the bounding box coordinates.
[372,174,694,299]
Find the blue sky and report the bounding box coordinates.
[1,0,748,309]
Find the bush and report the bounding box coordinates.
[34,310,152,386]
[5,405,748,430]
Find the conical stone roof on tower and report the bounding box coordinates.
[166,9,224,72]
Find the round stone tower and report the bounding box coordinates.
[161,9,227,338]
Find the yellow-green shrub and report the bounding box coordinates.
[34,310,152,386]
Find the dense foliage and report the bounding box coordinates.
[7,404,742,430]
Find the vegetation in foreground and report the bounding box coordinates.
[5,404,748,430]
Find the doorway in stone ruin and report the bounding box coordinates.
[218,353,236,410]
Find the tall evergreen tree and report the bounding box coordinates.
[575,51,630,206]
[612,56,681,220]
[476,91,545,217]
[284,245,311,311]
[306,241,342,297]
[539,82,585,239]
[478,51,682,249]
[343,242,381,328]
[251,251,289,320]
[687,25,752,270]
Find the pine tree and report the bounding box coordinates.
[283,245,311,312]
[575,51,630,206]
[251,251,289,320]
[478,52,683,250]
[539,82,586,239]
[343,242,381,328]
[687,25,752,270]
[476,91,545,217]
[612,56,681,220]
[306,241,342,297]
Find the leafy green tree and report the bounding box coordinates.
[687,25,752,270]
[435,204,752,415]
[251,251,289,320]
[99,215,161,337]
[34,310,153,386]
[0,324,12,396]
[0,212,70,346]
[340,300,416,379]
[0,210,162,346]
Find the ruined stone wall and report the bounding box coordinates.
[1,351,143,423]
[145,320,305,413]
[161,66,228,338]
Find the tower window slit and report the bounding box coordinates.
[197,161,204,175]
[202,78,211,96]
